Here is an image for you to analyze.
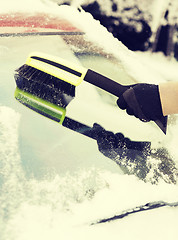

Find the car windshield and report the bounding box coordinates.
[0,4,178,239]
[0,13,177,179]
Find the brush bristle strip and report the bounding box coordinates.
[14,73,75,108]
[16,65,76,95]
[31,56,82,77]
[26,52,88,86]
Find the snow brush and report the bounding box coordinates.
[14,67,151,155]
[14,86,150,154]
[15,52,167,134]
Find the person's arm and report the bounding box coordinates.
[159,82,178,116]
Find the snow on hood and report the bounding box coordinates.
[1,0,172,85]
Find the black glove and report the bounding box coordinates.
[92,123,177,184]
[117,83,164,122]
[92,123,151,180]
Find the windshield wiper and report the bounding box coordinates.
[91,200,178,225]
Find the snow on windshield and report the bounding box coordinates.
[0,1,178,240]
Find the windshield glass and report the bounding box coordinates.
[0,29,176,182]
[0,4,178,239]
[0,20,177,178]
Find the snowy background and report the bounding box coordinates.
[0,0,178,239]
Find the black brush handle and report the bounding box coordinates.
[84,69,167,134]
[62,116,98,140]
[84,69,130,97]
[62,117,150,151]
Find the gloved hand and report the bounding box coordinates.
[92,123,177,184]
[92,123,150,180]
[117,83,164,122]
